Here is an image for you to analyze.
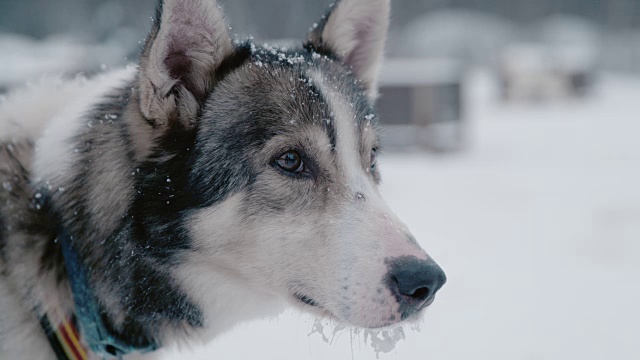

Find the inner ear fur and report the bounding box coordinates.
[137,0,233,129]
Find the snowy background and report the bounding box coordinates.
[1,0,639,359]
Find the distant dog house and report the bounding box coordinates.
[499,43,597,101]
[377,59,464,152]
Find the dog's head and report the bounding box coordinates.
[135,0,445,329]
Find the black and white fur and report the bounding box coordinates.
[0,0,446,358]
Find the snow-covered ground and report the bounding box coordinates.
[0,34,128,88]
[158,72,640,360]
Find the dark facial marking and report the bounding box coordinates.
[209,43,252,88]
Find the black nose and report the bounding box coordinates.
[386,256,446,314]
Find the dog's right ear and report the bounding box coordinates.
[138,0,233,129]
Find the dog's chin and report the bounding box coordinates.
[358,308,428,330]
[290,293,426,329]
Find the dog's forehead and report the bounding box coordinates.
[209,42,380,151]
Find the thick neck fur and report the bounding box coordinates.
[0,69,274,358]
[0,138,75,359]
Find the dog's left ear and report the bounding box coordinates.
[138,0,233,128]
[306,0,390,100]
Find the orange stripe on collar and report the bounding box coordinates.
[58,318,88,360]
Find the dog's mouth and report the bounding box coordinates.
[294,293,320,307]
[292,291,429,329]
[422,295,436,309]
[293,292,346,323]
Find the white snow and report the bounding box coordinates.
[0,34,127,87]
[157,70,640,359]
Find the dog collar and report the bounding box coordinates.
[39,314,89,360]
[53,226,158,359]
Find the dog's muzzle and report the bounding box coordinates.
[386,256,447,318]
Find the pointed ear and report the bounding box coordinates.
[138,0,233,128]
[306,0,390,100]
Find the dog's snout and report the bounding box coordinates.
[386,256,446,311]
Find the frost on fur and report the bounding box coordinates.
[308,317,419,358]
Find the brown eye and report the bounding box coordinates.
[275,151,304,173]
[370,148,377,170]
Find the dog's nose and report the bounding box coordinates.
[387,256,446,310]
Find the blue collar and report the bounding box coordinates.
[58,227,158,358]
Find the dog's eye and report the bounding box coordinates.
[275,151,304,173]
[370,148,377,170]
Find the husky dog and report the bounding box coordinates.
[0,0,446,358]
